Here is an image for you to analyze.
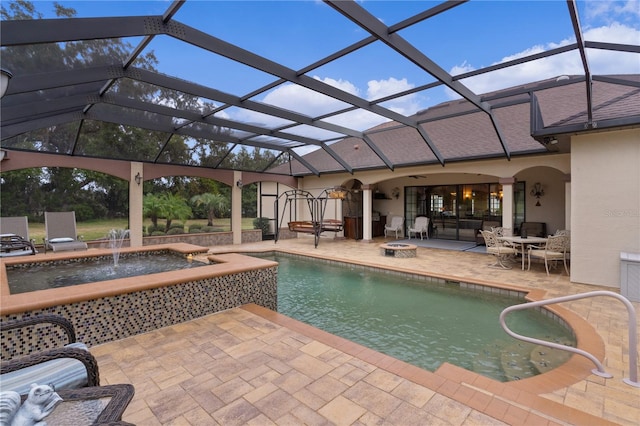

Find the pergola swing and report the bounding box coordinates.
[274,189,345,248]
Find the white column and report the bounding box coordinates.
[564,175,571,230]
[232,171,243,244]
[499,177,515,232]
[129,162,144,247]
[334,192,345,239]
[362,185,373,242]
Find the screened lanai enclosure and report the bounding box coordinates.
[1,0,639,249]
[2,0,638,176]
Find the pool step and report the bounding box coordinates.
[529,341,573,375]
[472,342,504,380]
[473,341,535,382]
[500,342,538,381]
[475,338,575,381]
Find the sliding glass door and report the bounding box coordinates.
[406,183,506,241]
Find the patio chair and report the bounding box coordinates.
[408,216,430,240]
[527,234,569,275]
[554,229,570,250]
[1,315,99,396]
[384,216,404,239]
[0,216,36,256]
[479,230,518,269]
[491,226,512,237]
[490,226,522,256]
[44,211,88,253]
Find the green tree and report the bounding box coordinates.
[1,1,293,221]
[1,1,167,220]
[190,193,229,226]
[241,183,258,217]
[0,168,46,219]
[143,193,192,232]
[143,194,164,229]
[162,194,192,231]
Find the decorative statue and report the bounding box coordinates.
[0,384,62,426]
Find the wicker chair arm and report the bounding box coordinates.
[1,347,100,387]
[0,315,77,344]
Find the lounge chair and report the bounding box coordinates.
[0,216,37,256]
[384,216,404,239]
[0,315,99,395]
[408,216,429,240]
[44,211,88,253]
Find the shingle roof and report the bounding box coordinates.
[269,75,640,176]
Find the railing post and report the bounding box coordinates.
[500,290,638,387]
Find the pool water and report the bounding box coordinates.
[267,254,575,382]
[7,253,208,294]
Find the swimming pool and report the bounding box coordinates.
[266,254,575,382]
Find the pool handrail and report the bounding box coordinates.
[499,290,639,388]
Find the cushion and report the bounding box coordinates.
[49,237,74,243]
[0,342,89,395]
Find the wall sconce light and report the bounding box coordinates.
[236,180,243,188]
[391,187,400,199]
[0,149,7,161]
[134,172,142,186]
[543,136,558,145]
[530,182,544,206]
[0,68,12,99]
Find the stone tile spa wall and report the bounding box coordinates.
[1,266,277,358]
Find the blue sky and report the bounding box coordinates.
[32,0,640,143]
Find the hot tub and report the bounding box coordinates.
[0,244,278,349]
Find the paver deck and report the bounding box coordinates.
[92,236,640,425]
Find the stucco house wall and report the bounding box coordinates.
[571,129,640,287]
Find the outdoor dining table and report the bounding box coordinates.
[497,236,548,270]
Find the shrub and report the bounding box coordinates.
[169,223,185,231]
[188,223,203,232]
[166,227,184,235]
[71,204,95,222]
[189,228,204,234]
[201,226,219,233]
[253,217,271,236]
[150,231,165,236]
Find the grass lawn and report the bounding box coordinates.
[27,218,258,243]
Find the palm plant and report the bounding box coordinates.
[190,193,229,226]
[143,193,192,232]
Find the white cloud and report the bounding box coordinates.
[227,76,424,136]
[367,77,410,99]
[257,77,355,118]
[583,0,640,25]
[366,77,423,116]
[446,22,640,99]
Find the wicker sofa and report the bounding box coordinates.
[0,315,99,395]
